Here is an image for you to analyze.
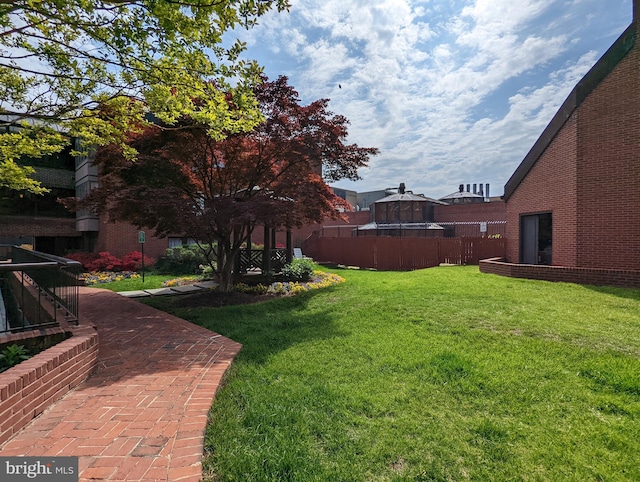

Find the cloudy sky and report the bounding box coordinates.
[231,0,631,199]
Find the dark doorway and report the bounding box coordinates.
[520,213,552,265]
[35,236,82,256]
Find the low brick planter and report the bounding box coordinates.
[480,257,640,289]
[0,324,98,445]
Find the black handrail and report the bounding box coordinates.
[0,245,80,336]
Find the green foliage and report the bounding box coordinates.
[201,264,215,279]
[82,75,376,293]
[280,258,316,282]
[156,245,213,275]
[0,0,291,191]
[67,251,154,272]
[92,274,174,292]
[149,266,640,481]
[0,159,49,195]
[0,344,30,372]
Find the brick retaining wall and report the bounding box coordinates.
[480,257,640,289]
[0,325,98,445]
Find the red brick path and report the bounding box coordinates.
[0,287,242,481]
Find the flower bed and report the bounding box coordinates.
[162,276,200,287]
[235,270,345,296]
[81,271,140,285]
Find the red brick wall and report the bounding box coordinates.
[434,201,506,222]
[96,212,371,260]
[0,325,98,446]
[506,116,579,265]
[575,31,640,270]
[0,216,78,237]
[95,217,169,260]
[506,25,640,271]
[249,211,371,248]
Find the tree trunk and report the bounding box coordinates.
[217,258,235,293]
[213,240,231,293]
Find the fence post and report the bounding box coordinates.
[286,230,293,264]
[262,225,271,273]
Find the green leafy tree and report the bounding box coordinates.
[78,76,378,292]
[0,0,290,193]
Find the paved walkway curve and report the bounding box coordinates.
[0,287,241,481]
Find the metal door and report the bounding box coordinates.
[521,215,539,264]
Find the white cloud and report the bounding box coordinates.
[233,0,630,198]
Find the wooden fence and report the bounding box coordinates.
[302,235,506,271]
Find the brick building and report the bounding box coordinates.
[1,138,359,260]
[502,0,640,272]
[434,201,506,224]
[0,141,84,254]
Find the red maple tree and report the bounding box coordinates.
[81,76,378,291]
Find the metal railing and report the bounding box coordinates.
[0,245,81,336]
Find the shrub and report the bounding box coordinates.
[156,245,212,274]
[280,258,315,282]
[65,251,99,270]
[67,251,154,272]
[121,251,155,271]
[0,344,30,373]
[201,264,215,279]
[90,252,124,271]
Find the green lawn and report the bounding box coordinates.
[87,274,199,292]
[144,265,640,481]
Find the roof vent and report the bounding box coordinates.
[399,183,406,194]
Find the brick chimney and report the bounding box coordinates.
[635,0,640,22]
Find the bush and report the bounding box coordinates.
[0,344,30,373]
[201,264,215,279]
[280,258,316,282]
[121,251,155,271]
[66,251,154,272]
[89,252,123,271]
[65,251,99,269]
[155,244,212,275]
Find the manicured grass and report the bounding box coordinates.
[90,274,198,292]
[144,265,640,481]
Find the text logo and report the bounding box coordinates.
[0,457,78,481]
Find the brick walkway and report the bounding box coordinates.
[0,287,242,481]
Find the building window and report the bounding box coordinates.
[168,237,197,248]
